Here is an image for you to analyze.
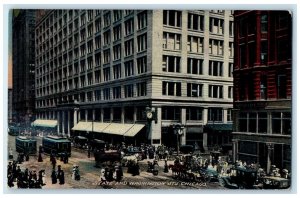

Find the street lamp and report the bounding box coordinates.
[173,123,185,156]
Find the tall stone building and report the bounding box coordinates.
[232,11,292,173]
[34,10,234,149]
[12,10,36,125]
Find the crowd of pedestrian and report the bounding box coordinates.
[51,165,65,185]
[98,162,123,186]
[7,160,46,188]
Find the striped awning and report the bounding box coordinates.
[32,119,58,128]
[71,122,92,131]
[72,122,111,132]
[92,122,111,132]
[102,123,133,135]
[71,122,144,137]
[124,124,145,137]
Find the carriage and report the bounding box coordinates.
[229,166,259,189]
[73,136,88,148]
[261,176,290,189]
[169,154,216,182]
[94,150,121,167]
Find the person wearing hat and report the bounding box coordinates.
[72,165,76,180]
[51,169,57,184]
[164,159,169,173]
[51,156,57,170]
[9,147,13,160]
[7,162,13,173]
[58,170,65,185]
[75,165,80,180]
[38,152,43,162]
[99,168,107,186]
[153,160,159,176]
[115,165,123,181]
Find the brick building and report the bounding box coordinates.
[232,11,292,173]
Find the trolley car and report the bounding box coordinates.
[42,135,71,157]
[15,136,37,155]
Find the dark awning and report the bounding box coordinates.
[205,124,232,132]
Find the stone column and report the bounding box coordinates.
[85,109,88,122]
[121,106,125,124]
[73,108,79,125]
[203,108,208,151]
[92,109,95,121]
[181,107,187,145]
[62,111,65,136]
[151,107,162,145]
[133,107,137,123]
[57,111,60,135]
[266,143,274,174]
[203,108,208,125]
[232,139,238,163]
[67,110,70,137]
[223,109,228,124]
[203,133,208,151]
[101,108,104,122]
[110,108,113,122]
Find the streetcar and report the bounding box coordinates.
[15,136,37,155]
[42,135,71,157]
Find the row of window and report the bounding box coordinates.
[37,38,232,75]
[37,26,234,67]
[162,33,233,57]
[36,30,148,66]
[161,106,232,121]
[162,82,233,99]
[239,39,290,68]
[163,10,233,36]
[238,12,289,37]
[36,75,233,99]
[36,10,233,58]
[238,73,288,100]
[37,10,233,48]
[36,82,147,107]
[238,111,291,135]
[37,106,232,123]
[36,54,233,88]
[162,55,233,76]
[36,10,147,43]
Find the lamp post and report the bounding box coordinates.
[173,123,185,156]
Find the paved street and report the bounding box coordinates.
[7,135,224,190]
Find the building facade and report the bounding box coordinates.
[12,10,36,125]
[233,11,292,173]
[34,10,234,149]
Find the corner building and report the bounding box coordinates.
[232,11,292,173]
[35,10,234,149]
